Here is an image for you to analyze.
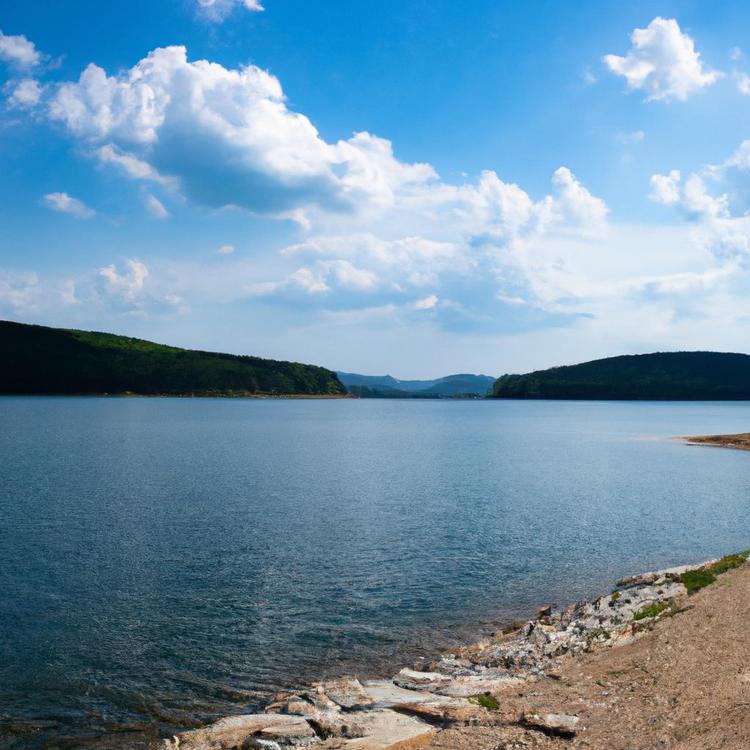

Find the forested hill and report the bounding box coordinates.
[491,351,750,400]
[0,320,346,396]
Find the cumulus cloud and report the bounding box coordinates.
[98,259,149,301]
[549,167,608,229]
[6,78,42,108]
[41,192,95,219]
[47,46,436,220]
[241,165,611,325]
[0,29,42,68]
[91,259,184,315]
[145,193,169,219]
[43,43,609,264]
[649,140,750,263]
[604,17,721,101]
[42,41,741,345]
[649,170,682,205]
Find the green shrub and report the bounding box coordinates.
[679,550,749,594]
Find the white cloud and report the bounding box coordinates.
[649,170,681,205]
[41,192,95,219]
[651,170,729,220]
[414,294,438,310]
[0,29,42,68]
[604,17,721,101]
[145,194,169,219]
[681,174,728,219]
[218,244,235,255]
[736,72,750,95]
[550,167,609,229]
[98,259,149,301]
[96,144,172,185]
[649,139,750,264]
[44,43,611,263]
[48,47,437,219]
[47,42,745,349]
[6,78,42,108]
[196,0,264,22]
[731,46,742,61]
[0,269,40,313]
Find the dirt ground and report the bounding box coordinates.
[422,562,750,750]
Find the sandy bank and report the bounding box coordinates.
[685,432,750,451]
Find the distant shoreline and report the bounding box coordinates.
[684,431,750,451]
[0,392,355,399]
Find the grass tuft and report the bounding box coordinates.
[468,694,499,710]
[632,600,671,621]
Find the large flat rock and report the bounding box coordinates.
[361,681,459,708]
[393,668,522,697]
[161,713,315,749]
[339,709,436,749]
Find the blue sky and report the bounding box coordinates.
[2,1,750,376]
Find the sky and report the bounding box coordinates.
[2,1,750,377]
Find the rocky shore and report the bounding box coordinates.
[159,551,749,750]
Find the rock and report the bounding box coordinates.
[308,712,365,740]
[393,669,453,691]
[432,675,524,698]
[394,701,480,725]
[536,605,553,620]
[361,681,456,708]
[338,709,436,749]
[393,668,523,698]
[161,713,316,749]
[266,691,340,717]
[521,712,579,737]
[318,678,373,709]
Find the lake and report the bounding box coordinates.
[2,397,750,748]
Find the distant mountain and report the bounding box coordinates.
[0,320,346,397]
[337,371,495,398]
[491,351,750,400]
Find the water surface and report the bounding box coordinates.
[2,398,750,747]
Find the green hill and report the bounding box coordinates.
[491,351,750,400]
[0,320,346,397]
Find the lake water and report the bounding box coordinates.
[2,397,750,748]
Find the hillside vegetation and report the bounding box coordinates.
[492,351,750,400]
[0,320,346,396]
